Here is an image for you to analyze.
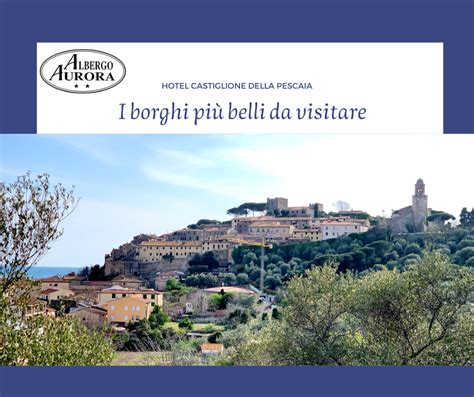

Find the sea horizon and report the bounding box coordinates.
[28,266,83,279]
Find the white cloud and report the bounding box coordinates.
[48,135,120,167]
[151,147,215,169]
[227,134,474,218]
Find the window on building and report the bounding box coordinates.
[112,293,116,298]
[124,315,128,321]
[110,315,114,320]
[151,295,155,299]
[136,306,140,311]
[151,302,155,306]
[124,305,128,311]
[122,294,126,298]
[143,294,147,299]
[110,305,115,311]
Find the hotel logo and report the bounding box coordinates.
[40,49,126,93]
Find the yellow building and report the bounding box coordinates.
[103,295,152,324]
[97,285,163,308]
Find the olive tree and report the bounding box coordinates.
[227,252,473,366]
[0,172,115,365]
[0,172,77,293]
[353,251,473,365]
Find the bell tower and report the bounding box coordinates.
[412,178,428,232]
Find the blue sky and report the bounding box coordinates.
[1,134,472,268]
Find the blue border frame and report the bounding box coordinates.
[0,0,473,133]
[0,1,472,395]
[0,366,472,397]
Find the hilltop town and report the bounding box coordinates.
[104,198,371,285]
[33,178,466,331]
[3,174,473,366]
[103,179,438,286]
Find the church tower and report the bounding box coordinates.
[412,178,428,232]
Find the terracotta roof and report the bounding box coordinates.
[105,295,150,305]
[250,223,292,228]
[70,305,107,314]
[201,343,224,351]
[40,276,69,283]
[235,216,316,222]
[40,288,59,295]
[321,222,365,226]
[100,287,162,295]
[63,273,85,281]
[140,240,202,247]
[111,275,145,282]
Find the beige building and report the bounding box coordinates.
[111,274,147,289]
[167,228,205,241]
[97,285,163,307]
[202,240,231,251]
[232,216,323,232]
[40,276,71,292]
[138,239,234,264]
[62,273,86,285]
[155,271,184,291]
[292,228,323,241]
[321,222,369,240]
[103,295,152,324]
[248,223,294,241]
[138,240,203,263]
[288,206,314,217]
[39,288,74,302]
[68,306,107,328]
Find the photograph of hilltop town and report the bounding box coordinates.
[1,134,473,366]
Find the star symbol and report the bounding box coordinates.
[86,84,90,88]
[74,84,78,88]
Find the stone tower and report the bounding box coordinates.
[412,178,428,232]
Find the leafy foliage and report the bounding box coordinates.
[188,251,220,274]
[225,252,473,366]
[209,291,233,310]
[0,173,77,294]
[231,226,474,291]
[0,173,114,365]
[227,202,267,216]
[184,273,219,288]
[178,317,194,330]
[0,292,113,365]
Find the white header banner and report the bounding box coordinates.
[37,43,443,134]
